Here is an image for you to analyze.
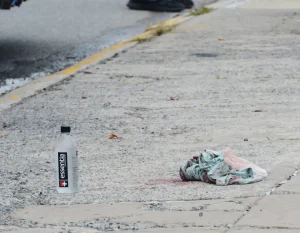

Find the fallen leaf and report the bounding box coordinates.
[218,37,226,41]
[253,110,267,112]
[169,96,179,101]
[136,114,144,120]
[0,131,4,138]
[124,79,133,83]
[108,134,119,139]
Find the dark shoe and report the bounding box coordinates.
[127,0,185,12]
[0,0,12,9]
[180,0,194,8]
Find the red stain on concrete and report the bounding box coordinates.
[147,178,191,185]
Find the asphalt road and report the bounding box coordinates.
[0,0,179,94]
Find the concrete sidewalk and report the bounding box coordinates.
[1,0,300,232]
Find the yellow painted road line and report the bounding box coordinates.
[0,16,188,111]
[59,16,185,76]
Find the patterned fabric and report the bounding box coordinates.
[180,149,265,185]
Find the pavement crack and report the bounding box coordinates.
[264,170,299,196]
[235,225,300,230]
[224,170,300,232]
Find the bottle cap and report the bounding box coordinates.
[61,126,71,133]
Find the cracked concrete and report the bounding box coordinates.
[9,198,252,232]
[236,194,300,229]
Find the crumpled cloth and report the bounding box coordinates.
[180,148,268,185]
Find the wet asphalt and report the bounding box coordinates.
[0,0,177,94]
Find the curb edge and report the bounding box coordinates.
[0,15,188,112]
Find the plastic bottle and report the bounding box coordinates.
[55,126,79,193]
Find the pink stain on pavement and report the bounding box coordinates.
[147,178,191,185]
